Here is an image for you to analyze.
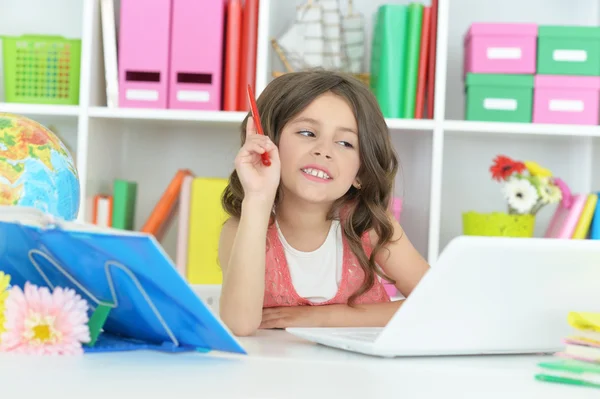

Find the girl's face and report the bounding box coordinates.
[277,92,361,206]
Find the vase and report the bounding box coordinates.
[462,211,535,238]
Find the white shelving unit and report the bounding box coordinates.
[1,0,599,265]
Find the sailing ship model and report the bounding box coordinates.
[271,0,368,83]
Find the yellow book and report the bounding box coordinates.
[186,177,229,284]
[572,193,598,239]
[568,311,600,332]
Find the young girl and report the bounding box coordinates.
[218,70,430,336]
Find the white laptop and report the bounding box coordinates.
[286,235,600,357]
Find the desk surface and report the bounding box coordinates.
[0,330,596,398]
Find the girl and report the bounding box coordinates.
[218,70,430,336]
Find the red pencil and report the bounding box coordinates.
[247,84,271,166]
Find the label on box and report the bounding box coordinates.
[126,89,159,101]
[553,50,587,62]
[549,99,584,112]
[484,98,517,111]
[487,47,522,60]
[177,90,210,103]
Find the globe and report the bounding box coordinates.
[0,113,80,221]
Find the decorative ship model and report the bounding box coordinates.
[271,0,368,83]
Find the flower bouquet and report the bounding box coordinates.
[463,155,571,237]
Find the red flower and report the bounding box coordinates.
[489,155,525,181]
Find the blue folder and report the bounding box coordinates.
[0,206,246,355]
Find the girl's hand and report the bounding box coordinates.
[234,117,280,202]
[260,306,327,329]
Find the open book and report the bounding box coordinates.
[0,205,245,354]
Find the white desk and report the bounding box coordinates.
[0,330,596,398]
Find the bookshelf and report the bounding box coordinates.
[1,0,599,265]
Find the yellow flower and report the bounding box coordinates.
[0,272,10,336]
[537,178,562,204]
[525,161,552,177]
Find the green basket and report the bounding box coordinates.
[2,35,81,105]
[462,211,535,238]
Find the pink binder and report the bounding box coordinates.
[118,0,172,108]
[168,0,226,110]
[544,194,587,239]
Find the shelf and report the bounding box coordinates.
[386,118,436,131]
[0,103,80,117]
[88,106,246,124]
[444,120,600,137]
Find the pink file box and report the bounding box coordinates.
[464,23,537,75]
[533,75,600,125]
[168,0,225,110]
[118,0,172,108]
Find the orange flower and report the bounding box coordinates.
[490,155,525,181]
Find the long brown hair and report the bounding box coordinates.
[222,69,399,305]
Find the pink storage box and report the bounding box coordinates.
[118,0,172,109]
[533,75,600,125]
[168,0,225,110]
[464,23,537,75]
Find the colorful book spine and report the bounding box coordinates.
[141,169,192,239]
[186,177,229,284]
[414,6,431,119]
[589,191,600,239]
[111,179,137,230]
[223,0,242,111]
[92,194,113,227]
[403,3,423,119]
[369,4,408,118]
[426,0,439,119]
[236,0,259,111]
[175,174,194,277]
[572,193,598,239]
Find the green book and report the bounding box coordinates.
[535,359,600,389]
[369,4,408,118]
[111,179,137,230]
[403,3,423,118]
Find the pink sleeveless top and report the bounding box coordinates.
[263,222,391,307]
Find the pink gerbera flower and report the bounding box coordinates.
[0,282,91,355]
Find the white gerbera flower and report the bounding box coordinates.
[502,177,538,214]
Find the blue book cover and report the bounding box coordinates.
[0,206,246,355]
[589,191,600,239]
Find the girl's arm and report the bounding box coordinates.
[370,211,431,298]
[261,300,403,329]
[218,197,273,336]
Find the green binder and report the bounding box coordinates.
[112,179,137,230]
[403,3,423,118]
[369,5,409,118]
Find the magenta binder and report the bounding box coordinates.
[168,0,226,110]
[118,0,172,109]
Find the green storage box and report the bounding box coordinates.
[465,73,534,123]
[2,35,81,105]
[537,26,600,76]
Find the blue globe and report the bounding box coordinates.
[0,113,80,221]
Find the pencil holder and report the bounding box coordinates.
[462,211,535,237]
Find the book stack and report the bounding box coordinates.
[535,312,600,389]
[369,0,439,119]
[544,191,600,240]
